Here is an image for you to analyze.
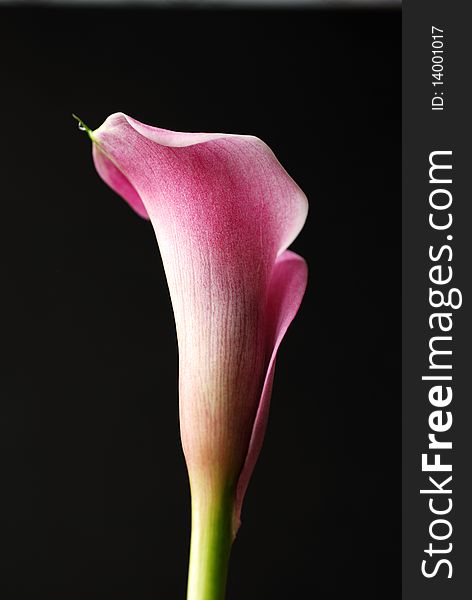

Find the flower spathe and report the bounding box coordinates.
[87,113,308,537]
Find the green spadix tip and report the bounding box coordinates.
[72,114,93,139]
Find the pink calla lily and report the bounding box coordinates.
[79,112,308,599]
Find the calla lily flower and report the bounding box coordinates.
[77,112,308,600]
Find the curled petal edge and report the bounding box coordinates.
[233,250,308,537]
[92,142,150,220]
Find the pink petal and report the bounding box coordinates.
[89,113,308,520]
[91,113,307,255]
[233,250,308,535]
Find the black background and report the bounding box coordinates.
[1,6,400,599]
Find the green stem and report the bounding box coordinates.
[186,485,233,600]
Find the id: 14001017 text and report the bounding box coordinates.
[432,26,445,111]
